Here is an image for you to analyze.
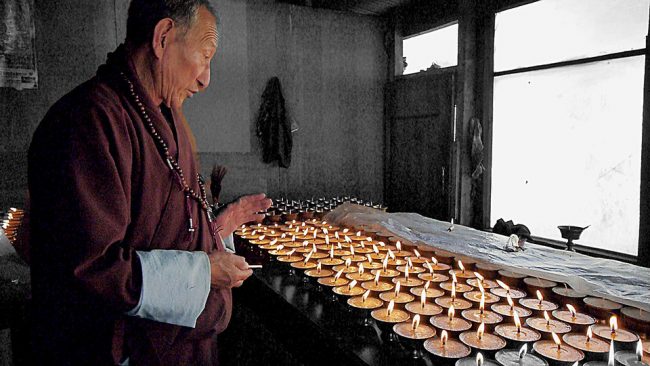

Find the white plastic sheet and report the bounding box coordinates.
[325,204,650,312]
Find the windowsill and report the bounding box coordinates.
[397,65,457,79]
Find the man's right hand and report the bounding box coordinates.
[208,251,253,288]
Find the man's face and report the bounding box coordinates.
[160,6,217,108]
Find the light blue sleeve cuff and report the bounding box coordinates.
[127,250,211,328]
[223,233,235,253]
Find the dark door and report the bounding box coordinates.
[386,70,454,220]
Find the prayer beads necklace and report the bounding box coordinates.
[120,72,212,232]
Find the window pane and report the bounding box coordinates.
[491,56,644,255]
[402,23,458,75]
[495,0,649,72]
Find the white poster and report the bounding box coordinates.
[0,0,37,90]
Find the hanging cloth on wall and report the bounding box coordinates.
[255,77,292,168]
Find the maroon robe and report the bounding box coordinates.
[28,45,232,365]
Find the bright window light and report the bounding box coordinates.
[402,23,458,75]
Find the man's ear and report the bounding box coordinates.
[152,18,175,59]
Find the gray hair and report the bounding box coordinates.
[126,0,218,46]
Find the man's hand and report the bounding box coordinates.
[208,251,253,288]
[214,193,272,237]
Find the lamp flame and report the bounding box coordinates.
[330,247,334,259]
[507,294,514,310]
[424,281,431,290]
[552,332,562,350]
[302,240,309,247]
[276,245,285,251]
[636,340,643,361]
[407,257,413,268]
[394,282,401,297]
[514,312,521,333]
[477,322,485,340]
[259,235,266,241]
[537,290,543,304]
[350,246,355,256]
[325,236,330,245]
[458,260,465,273]
[373,245,379,254]
[452,271,458,284]
[358,264,365,275]
[480,294,485,314]
[334,269,344,281]
[345,258,352,268]
[362,290,370,303]
[335,231,340,239]
[405,266,410,280]
[366,254,373,263]
[610,316,618,334]
[414,249,421,258]
[287,249,296,256]
[387,300,395,316]
[587,327,593,342]
[317,262,322,273]
[356,231,362,237]
[349,280,357,291]
[567,304,577,318]
[496,279,510,293]
[421,289,427,309]
[478,281,485,295]
[448,305,455,322]
[544,311,551,325]
[476,353,484,366]
[396,241,402,252]
[441,330,448,346]
[374,271,380,285]
[388,249,396,260]
[412,314,421,331]
[451,285,456,300]
[304,251,313,263]
[426,261,434,274]
[431,256,438,265]
[382,256,389,271]
[519,344,528,359]
[474,272,484,282]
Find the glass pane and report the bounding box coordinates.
[495,0,650,72]
[491,56,644,255]
[402,23,458,75]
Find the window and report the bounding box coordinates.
[491,0,649,256]
[402,23,458,75]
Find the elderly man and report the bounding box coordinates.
[27,0,270,364]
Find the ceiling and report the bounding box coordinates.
[276,0,423,16]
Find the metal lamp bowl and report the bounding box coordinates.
[557,225,588,240]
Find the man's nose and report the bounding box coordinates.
[197,65,211,90]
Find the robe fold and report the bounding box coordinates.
[28,45,232,365]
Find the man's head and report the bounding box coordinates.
[126,0,219,108]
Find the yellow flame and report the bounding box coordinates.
[587,327,593,341]
[350,246,355,256]
[448,305,455,321]
[270,239,278,246]
[334,269,344,281]
[610,316,618,333]
[441,330,448,346]
[330,247,334,259]
[396,241,402,252]
[425,281,431,290]
[478,281,485,295]
[251,230,257,236]
[519,344,528,359]
[325,236,330,245]
[349,280,357,291]
[458,260,465,273]
[480,294,485,313]
[567,304,577,318]
[405,266,410,280]
[474,272,484,282]
[544,310,551,324]
[374,271,380,285]
[362,290,370,303]
[426,261,434,274]
[317,262,322,273]
[412,314,421,330]
[537,290,544,303]
[304,251,313,263]
[276,245,285,251]
[367,254,373,263]
[394,282,401,297]
[259,235,266,240]
[373,245,379,254]
[345,258,352,268]
[514,312,521,332]
[496,279,510,292]
[358,263,365,275]
[476,353,484,366]
[323,228,329,235]
[477,322,485,340]
[292,234,296,241]
[382,256,389,270]
[451,285,456,300]
[431,256,438,265]
[452,271,458,284]
[356,231,362,236]
[387,300,395,316]
[388,249,396,260]
[414,249,421,258]
[407,257,413,268]
[507,294,514,309]
[335,231,340,239]
[421,289,427,308]
[552,332,562,350]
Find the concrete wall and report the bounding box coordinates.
[0,0,386,207]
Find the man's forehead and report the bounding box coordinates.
[187,6,218,46]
